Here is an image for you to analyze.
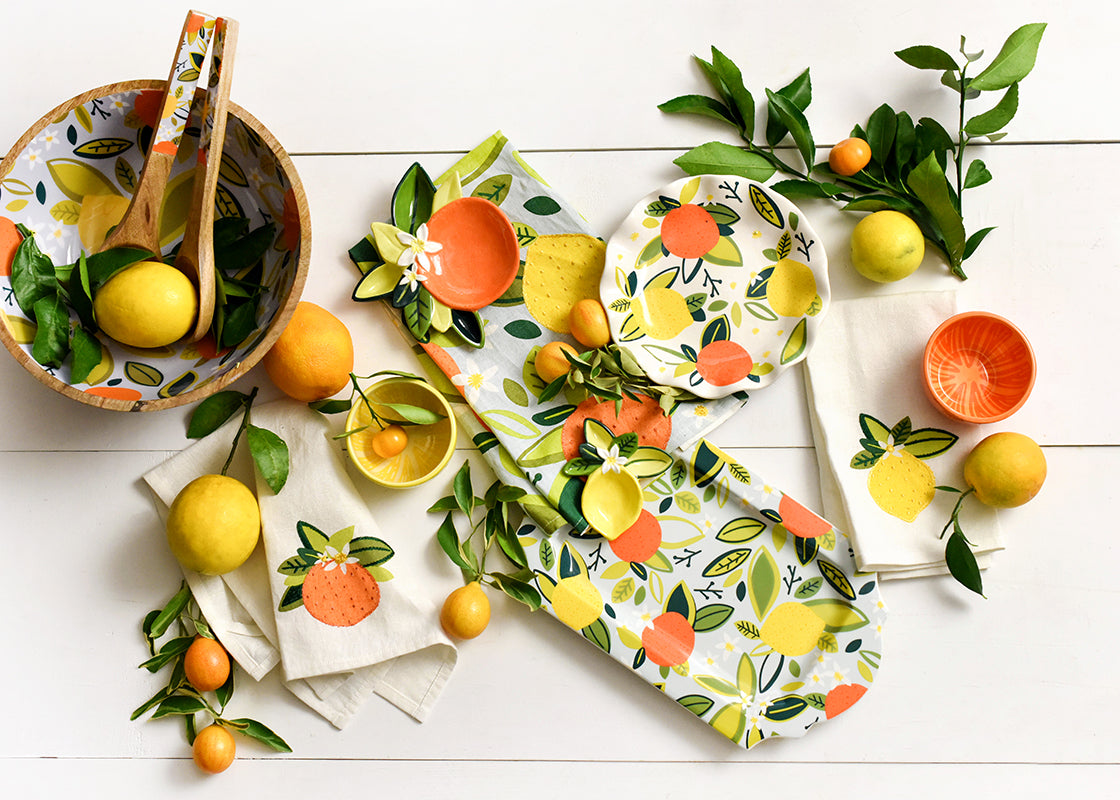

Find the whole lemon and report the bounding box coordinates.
[568,298,611,348]
[166,475,260,575]
[93,260,198,347]
[963,432,1047,508]
[849,210,925,283]
[535,340,580,384]
[440,582,491,639]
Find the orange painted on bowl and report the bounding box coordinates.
[422,196,520,311]
[923,311,1035,424]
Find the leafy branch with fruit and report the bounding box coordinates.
[659,23,1046,279]
[132,581,290,774]
[430,461,542,638]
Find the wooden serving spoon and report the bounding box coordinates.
[176,16,239,342]
[97,10,214,255]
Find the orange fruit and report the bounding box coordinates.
[561,395,672,461]
[695,340,753,387]
[370,424,408,458]
[642,611,695,667]
[0,217,20,277]
[609,509,662,563]
[535,340,580,384]
[193,724,236,774]
[302,561,380,627]
[661,203,719,259]
[829,138,872,176]
[262,301,354,402]
[183,636,231,692]
[568,298,611,348]
[440,582,491,639]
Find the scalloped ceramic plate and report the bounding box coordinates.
[0,80,309,411]
[601,175,829,398]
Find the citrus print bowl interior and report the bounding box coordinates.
[601,175,829,398]
[0,80,309,411]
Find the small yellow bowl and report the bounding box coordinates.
[345,378,457,488]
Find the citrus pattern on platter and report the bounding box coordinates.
[0,84,300,402]
[601,175,829,398]
[521,438,885,750]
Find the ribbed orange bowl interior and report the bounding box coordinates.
[923,312,1036,424]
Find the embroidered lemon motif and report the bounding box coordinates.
[850,414,958,523]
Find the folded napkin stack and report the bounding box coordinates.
[804,291,1003,578]
[144,400,456,728]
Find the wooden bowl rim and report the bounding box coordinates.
[0,79,311,412]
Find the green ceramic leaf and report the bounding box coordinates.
[817,558,857,601]
[762,695,808,722]
[352,262,405,301]
[676,694,715,718]
[392,163,436,234]
[748,184,784,229]
[580,617,611,653]
[702,235,743,267]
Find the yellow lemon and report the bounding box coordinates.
[766,258,817,317]
[964,432,1047,508]
[166,475,260,575]
[632,288,691,340]
[868,450,935,522]
[440,582,491,639]
[93,260,197,348]
[850,210,925,283]
[551,575,604,630]
[760,601,826,656]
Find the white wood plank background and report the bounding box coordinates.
[1,1,1116,796]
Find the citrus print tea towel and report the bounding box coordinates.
[144,402,457,727]
[251,402,457,691]
[803,291,1003,577]
[348,133,749,535]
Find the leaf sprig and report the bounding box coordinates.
[188,387,290,494]
[132,581,291,753]
[429,461,542,610]
[936,486,984,597]
[659,23,1046,279]
[539,343,713,416]
[316,371,448,441]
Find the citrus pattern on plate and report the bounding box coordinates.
[601,175,829,398]
[0,84,300,402]
[524,439,885,749]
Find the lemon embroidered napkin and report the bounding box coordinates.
[144,400,457,727]
[803,291,1003,578]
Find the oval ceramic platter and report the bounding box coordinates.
[601,175,829,399]
[0,81,305,408]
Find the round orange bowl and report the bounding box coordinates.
[923,311,1036,424]
[0,80,310,411]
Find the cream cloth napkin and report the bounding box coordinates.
[144,400,457,727]
[803,291,1003,578]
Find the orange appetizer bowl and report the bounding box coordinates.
[0,79,310,412]
[923,311,1036,424]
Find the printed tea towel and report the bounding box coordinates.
[144,400,457,727]
[350,132,750,534]
[803,291,1003,578]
